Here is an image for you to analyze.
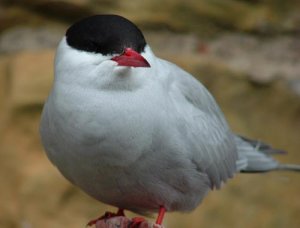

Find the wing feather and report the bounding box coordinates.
[166,60,238,188]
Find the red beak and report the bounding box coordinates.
[111,48,150,68]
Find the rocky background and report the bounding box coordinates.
[1,0,300,228]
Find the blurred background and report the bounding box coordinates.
[1,0,300,227]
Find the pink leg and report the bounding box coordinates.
[155,206,166,225]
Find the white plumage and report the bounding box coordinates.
[40,15,299,217]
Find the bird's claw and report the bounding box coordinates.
[86,209,125,226]
[129,217,146,228]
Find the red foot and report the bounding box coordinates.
[87,208,125,226]
[155,206,166,225]
[129,217,146,228]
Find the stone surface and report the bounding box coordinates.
[0,56,9,132]
[9,49,54,108]
[0,27,63,53]
[3,0,94,22]
[145,32,199,54]
[209,34,300,83]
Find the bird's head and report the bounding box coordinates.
[54,15,154,89]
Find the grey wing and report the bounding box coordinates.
[170,62,238,189]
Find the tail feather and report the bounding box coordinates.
[238,136,286,155]
[235,135,299,173]
[277,164,300,172]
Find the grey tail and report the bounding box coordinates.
[235,135,300,173]
[277,164,300,172]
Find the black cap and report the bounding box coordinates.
[66,15,147,55]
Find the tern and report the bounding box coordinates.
[40,14,300,226]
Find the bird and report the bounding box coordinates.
[40,14,300,226]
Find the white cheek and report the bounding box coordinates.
[102,60,118,67]
[113,65,131,75]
